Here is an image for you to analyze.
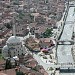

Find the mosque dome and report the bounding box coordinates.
[3,45,8,51]
[6,36,21,44]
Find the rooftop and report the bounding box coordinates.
[6,36,21,44]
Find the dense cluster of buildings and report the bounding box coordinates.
[0,0,66,75]
[0,54,48,75]
[0,0,65,43]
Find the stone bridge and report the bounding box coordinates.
[57,40,74,45]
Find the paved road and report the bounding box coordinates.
[33,53,75,69]
[57,7,75,63]
[33,7,75,69]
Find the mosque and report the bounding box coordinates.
[2,17,26,58]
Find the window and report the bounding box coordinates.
[16,49,17,51]
[22,53,24,56]
[14,52,15,54]
[18,51,19,53]
[21,45,22,47]
[10,55,11,57]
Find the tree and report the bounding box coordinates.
[18,12,25,19]
[5,23,12,29]
[43,28,53,38]
[16,71,24,75]
[5,59,12,69]
[29,14,34,20]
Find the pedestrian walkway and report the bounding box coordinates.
[53,11,65,39]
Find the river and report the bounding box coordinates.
[57,7,75,64]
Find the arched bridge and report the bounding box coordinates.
[57,40,74,45]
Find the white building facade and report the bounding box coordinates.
[2,36,26,58]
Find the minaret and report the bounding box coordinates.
[13,20,16,37]
[12,7,16,37]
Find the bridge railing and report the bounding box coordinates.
[56,40,74,45]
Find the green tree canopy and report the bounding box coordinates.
[5,23,12,29]
[16,71,24,75]
[43,28,53,38]
[5,59,12,69]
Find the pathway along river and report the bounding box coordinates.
[57,7,75,64]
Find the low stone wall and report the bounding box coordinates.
[57,6,69,40]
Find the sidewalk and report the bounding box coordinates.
[38,52,56,65]
[53,9,67,40]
